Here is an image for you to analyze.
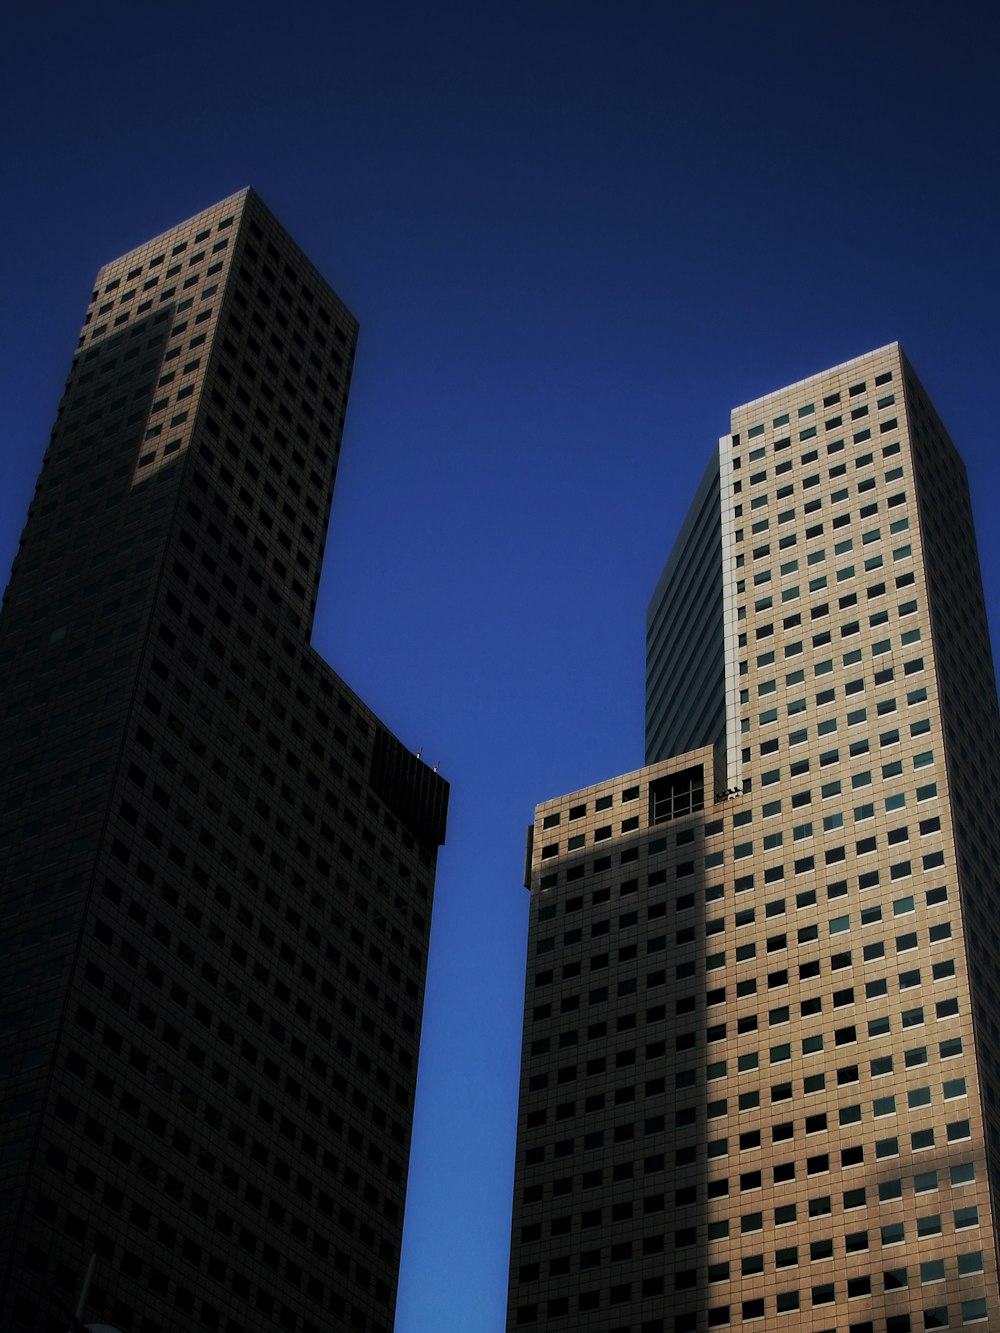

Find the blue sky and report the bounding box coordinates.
[2,3,1000,1328]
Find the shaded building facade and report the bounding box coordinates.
[0,191,448,1333]
[508,345,1000,1332]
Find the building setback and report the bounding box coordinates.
[508,344,1000,1333]
[0,190,448,1333]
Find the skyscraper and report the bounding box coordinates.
[507,344,1000,1333]
[0,191,448,1333]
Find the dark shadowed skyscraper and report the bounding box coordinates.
[508,345,1000,1333]
[0,190,448,1333]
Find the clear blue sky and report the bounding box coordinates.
[3,3,1000,1329]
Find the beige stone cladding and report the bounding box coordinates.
[725,343,996,1331]
[507,345,999,1333]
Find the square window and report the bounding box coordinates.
[957,1253,983,1277]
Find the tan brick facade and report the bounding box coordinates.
[508,346,999,1333]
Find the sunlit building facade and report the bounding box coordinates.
[508,344,1000,1333]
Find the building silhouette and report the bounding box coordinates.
[507,344,1000,1332]
[0,191,448,1333]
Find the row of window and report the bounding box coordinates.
[742,421,899,495]
[541,786,642,828]
[528,979,959,1053]
[734,451,906,524]
[740,370,894,436]
[520,1247,983,1288]
[526,1003,962,1098]
[735,514,912,574]
[519,1296,987,1327]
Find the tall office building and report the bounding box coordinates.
[508,344,1000,1333]
[0,191,448,1333]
